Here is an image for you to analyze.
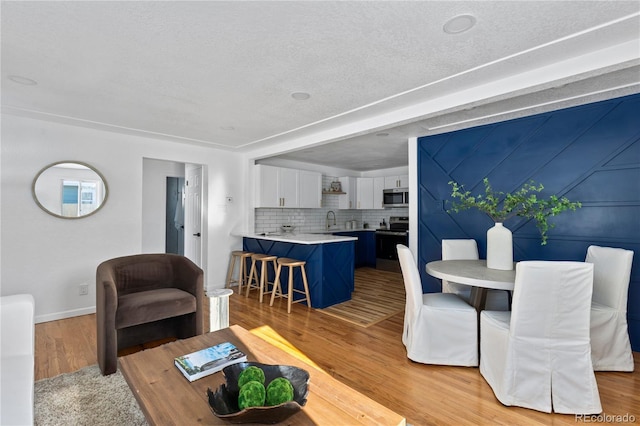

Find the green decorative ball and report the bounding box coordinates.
[265,377,294,406]
[238,381,266,410]
[238,366,265,388]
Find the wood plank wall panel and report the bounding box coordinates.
[417,93,640,350]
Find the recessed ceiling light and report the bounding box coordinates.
[8,75,38,85]
[291,92,311,100]
[443,14,476,34]
[220,126,235,131]
[376,132,390,137]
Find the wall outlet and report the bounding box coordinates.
[79,284,89,296]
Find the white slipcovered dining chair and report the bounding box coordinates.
[442,239,510,311]
[480,261,601,414]
[585,245,634,371]
[397,244,478,366]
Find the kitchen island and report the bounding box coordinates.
[243,233,357,308]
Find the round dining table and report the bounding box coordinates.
[425,259,515,311]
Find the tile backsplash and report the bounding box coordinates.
[255,176,408,234]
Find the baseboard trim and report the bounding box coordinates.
[35,306,96,324]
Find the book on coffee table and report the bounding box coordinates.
[174,341,247,382]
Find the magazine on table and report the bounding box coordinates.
[174,341,247,382]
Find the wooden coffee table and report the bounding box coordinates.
[119,324,406,425]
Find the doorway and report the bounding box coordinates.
[165,177,185,255]
[141,158,205,268]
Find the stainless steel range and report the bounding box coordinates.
[375,216,409,273]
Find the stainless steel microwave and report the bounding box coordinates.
[382,188,409,207]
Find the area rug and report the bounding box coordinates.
[318,267,406,327]
[34,365,147,426]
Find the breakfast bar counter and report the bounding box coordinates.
[243,233,357,308]
[244,233,358,244]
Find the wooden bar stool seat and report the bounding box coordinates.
[246,253,278,303]
[225,250,253,294]
[270,257,312,314]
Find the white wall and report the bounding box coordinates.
[0,114,246,323]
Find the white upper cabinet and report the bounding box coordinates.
[356,178,374,209]
[256,166,407,210]
[254,165,298,208]
[255,165,321,208]
[338,176,357,209]
[255,164,281,208]
[279,167,299,207]
[373,176,385,209]
[384,175,409,189]
[357,177,386,210]
[298,170,322,208]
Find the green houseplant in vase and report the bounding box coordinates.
[448,178,581,270]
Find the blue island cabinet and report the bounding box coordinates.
[333,230,376,268]
[243,237,355,309]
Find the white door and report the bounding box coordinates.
[185,165,202,267]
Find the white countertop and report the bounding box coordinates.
[244,233,358,244]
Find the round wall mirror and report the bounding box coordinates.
[32,161,108,219]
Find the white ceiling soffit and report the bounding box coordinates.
[275,65,640,171]
[2,1,639,171]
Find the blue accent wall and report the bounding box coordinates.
[417,93,640,350]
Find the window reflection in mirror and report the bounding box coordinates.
[32,161,108,219]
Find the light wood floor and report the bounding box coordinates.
[35,268,640,425]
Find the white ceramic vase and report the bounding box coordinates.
[486,222,513,270]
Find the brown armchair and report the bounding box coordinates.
[97,253,203,375]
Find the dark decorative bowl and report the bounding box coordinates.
[207,362,310,424]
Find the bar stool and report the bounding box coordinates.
[245,253,278,303]
[225,250,253,294]
[270,258,312,314]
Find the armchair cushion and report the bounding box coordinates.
[116,288,197,329]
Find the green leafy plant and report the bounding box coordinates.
[448,178,581,245]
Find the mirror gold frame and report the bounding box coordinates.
[32,161,109,219]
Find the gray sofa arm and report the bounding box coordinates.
[96,264,119,375]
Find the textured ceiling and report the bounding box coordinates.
[2,1,639,171]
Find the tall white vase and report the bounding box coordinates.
[486,222,513,270]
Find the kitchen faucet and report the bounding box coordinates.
[326,210,336,230]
